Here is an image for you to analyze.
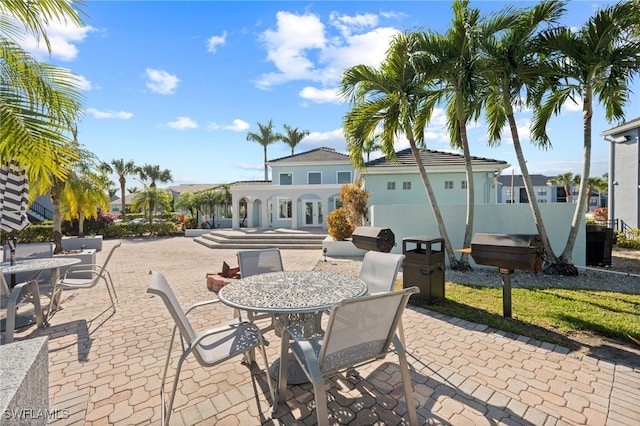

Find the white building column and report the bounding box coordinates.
[261,197,270,229]
[231,194,240,229]
[246,201,254,228]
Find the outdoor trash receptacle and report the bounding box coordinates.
[586,225,614,267]
[402,236,445,304]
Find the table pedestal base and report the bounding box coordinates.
[269,357,309,385]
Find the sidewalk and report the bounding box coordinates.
[8,236,640,425]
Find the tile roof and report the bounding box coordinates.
[497,174,553,187]
[365,148,508,169]
[268,147,350,164]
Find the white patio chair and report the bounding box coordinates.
[56,242,121,312]
[236,248,284,332]
[147,271,275,425]
[359,251,405,294]
[1,274,44,344]
[274,287,419,425]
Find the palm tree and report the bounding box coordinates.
[174,191,199,225]
[363,135,382,162]
[246,120,281,180]
[413,0,513,269]
[110,159,137,219]
[582,175,608,213]
[341,32,462,270]
[0,0,85,186]
[63,164,110,237]
[533,1,640,271]
[131,186,173,224]
[136,164,173,222]
[480,0,565,270]
[548,172,577,203]
[281,124,309,156]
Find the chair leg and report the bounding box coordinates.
[310,374,330,426]
[104,270,118,303]
[256,333,275,408]
[160,326,180,426]
[394,334,418,425]
[101,276,117,312]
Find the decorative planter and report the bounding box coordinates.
[322,236,367,257]
[56,249,97,279]
[62,236,103,252]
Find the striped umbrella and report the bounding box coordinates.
[0,162,30,267]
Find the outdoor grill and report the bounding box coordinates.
[351,227,396,253]
[468,233,544,318]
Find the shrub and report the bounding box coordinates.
[327,208,354,241]
[340,180,369,228]
[617,229,640,249]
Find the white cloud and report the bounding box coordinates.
[86,108,133,119]
[167,116,198,129]
[13,17,94,61]
[75,75,92,91]
[299,86,341,104]
[255,10,398,92]
[301,129,347,152]
[146,68,180,94]
[563,96,583,112]
[207,31,227,53]
[208,119,250,131]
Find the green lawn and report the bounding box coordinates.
[406,282,640,350]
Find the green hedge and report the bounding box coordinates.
[617,229,640,250]
[1,222,182,243]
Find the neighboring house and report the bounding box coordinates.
[361,148,509,206]
[496,174,602,208]
[109,193,138,215]
[230,147,355,230]
[602,116,640,229]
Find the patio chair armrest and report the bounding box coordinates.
[61,267,101,280]
[185,299,221,316]
[191,321,264,348]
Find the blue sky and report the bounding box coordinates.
[21,1,640,188]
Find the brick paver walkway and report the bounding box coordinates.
[6,236,640,425]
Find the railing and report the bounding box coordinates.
[29,201,53,221]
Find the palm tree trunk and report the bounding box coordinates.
[458,116,473,269]
[560,87,593,269]
[51,182,64,254]
[264,146,269,181]
[507,112,559,267]
[78,211,85,237]
[119,175,127,220]
[406,136,461,269]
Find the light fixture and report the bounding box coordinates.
[612,135,630,143]
[322,247,327,262]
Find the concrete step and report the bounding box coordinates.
[193,229,326,250]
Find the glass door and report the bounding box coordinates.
[304,200,323,226]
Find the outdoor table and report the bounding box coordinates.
[1,257,81,327]
[218,270,367,384]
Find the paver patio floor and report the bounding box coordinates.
[5,236,640,425]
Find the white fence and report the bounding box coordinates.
[370,203,585,267]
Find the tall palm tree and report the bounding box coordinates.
[110,159,137,219]
[281,124,309,156]
[533,1,640,271]
[480,0,566,270]
[1,0,85,186]
[136,164,173,221]
[413,0,513,269]
[246,120,281,181]
[341,32,462,270]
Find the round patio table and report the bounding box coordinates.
[218,270,367,383]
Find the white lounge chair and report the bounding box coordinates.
[359,251,405,294]
[147,271,274,425]
[56,242,121,313]
[274,286,419,425]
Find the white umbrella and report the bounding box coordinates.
[0,162,30,267]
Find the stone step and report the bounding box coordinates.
[194,238,322,250]
[193,229,326,250]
